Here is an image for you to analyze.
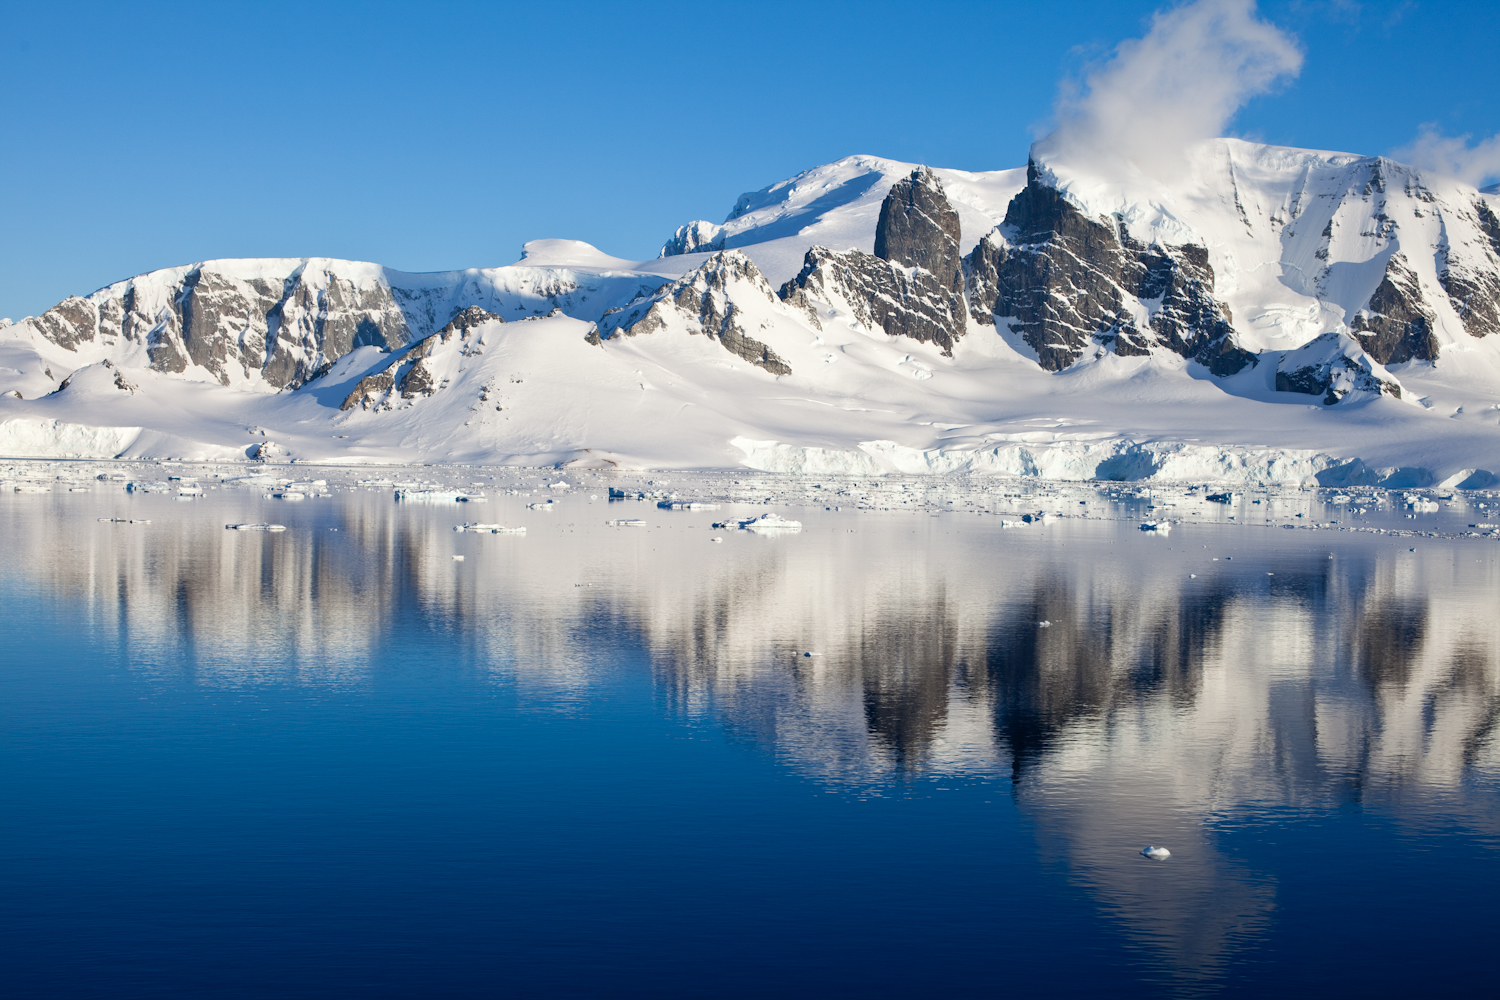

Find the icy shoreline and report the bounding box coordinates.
[4,458,1498,546]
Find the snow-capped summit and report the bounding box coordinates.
[2,139,1499,484]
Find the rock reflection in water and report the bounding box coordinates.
[5,490,1498,984]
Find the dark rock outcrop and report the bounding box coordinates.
[339,369,395,411]
[1438,200,1500,341]
[965,162,1251,375]
[1275,332,1401,404]
[874,167,964,298]
[1350,253,1439,364]
[779,247,967,356]
[598,251,792,376]
[22,265,415,389]
[339,306,502,409]
[775,167,969,355]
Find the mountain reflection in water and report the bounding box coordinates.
[6,489,1499,987]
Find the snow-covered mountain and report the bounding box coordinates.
[2,139,1499,484]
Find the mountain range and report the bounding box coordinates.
[3,138,1499,485]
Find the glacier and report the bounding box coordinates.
[2,138,1499,484]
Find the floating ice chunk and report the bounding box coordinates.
[452,555,464,561]
[1139,521,1171,535]
[225,523,285,531]
[1037,621,1051,628]
[606,518,646,526]
[455,523,525,534]
[803,652,822,657]
[739,512,802,531]
[395,489,465,503]
[1141,846,1171,860]
[710,536,723,543]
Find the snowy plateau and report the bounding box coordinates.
[3,138,1500,487]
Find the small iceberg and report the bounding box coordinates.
[1141,846,1171,860]
[454,523,525,534]
[1139,521,1171,536]
[225,523,286,532]
[395,489,465,503]
[605,518,647,527]
[739,512,802,531]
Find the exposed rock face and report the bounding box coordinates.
[23,264,413,389]
[1350,253,1439,364]
[339,369,395,411]
[28,296,98,354]
[775,167,969,355]
[780,247,966,356]
[660,220,726,257]
[874,167,964,297]
[598,251,792,376]
[1437,200,1500,341]
[1275,332,1401,404]
[339,305,502,410]
[965,162,1250,375]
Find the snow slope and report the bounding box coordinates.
[2,141,1498,484]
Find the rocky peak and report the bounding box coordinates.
[775,167,970,355]
[437,305,503,340]
[660,220,726,257]
[966,161,1250,375]
[595,251,792,376]
[874,166,963,296]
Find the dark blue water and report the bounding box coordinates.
[3,475,1498,997]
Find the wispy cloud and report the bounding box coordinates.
[1392,124,1500,190]
[1033,0,1302,181]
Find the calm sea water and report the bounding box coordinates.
[3,470,1498,997]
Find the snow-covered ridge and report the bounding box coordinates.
[1,139,1499,482]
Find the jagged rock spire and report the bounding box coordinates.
[875,167,964,299]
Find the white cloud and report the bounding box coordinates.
[1392,125,1500,190]
[1033,0,1302,182]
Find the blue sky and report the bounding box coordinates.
[1,0,1497,320]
